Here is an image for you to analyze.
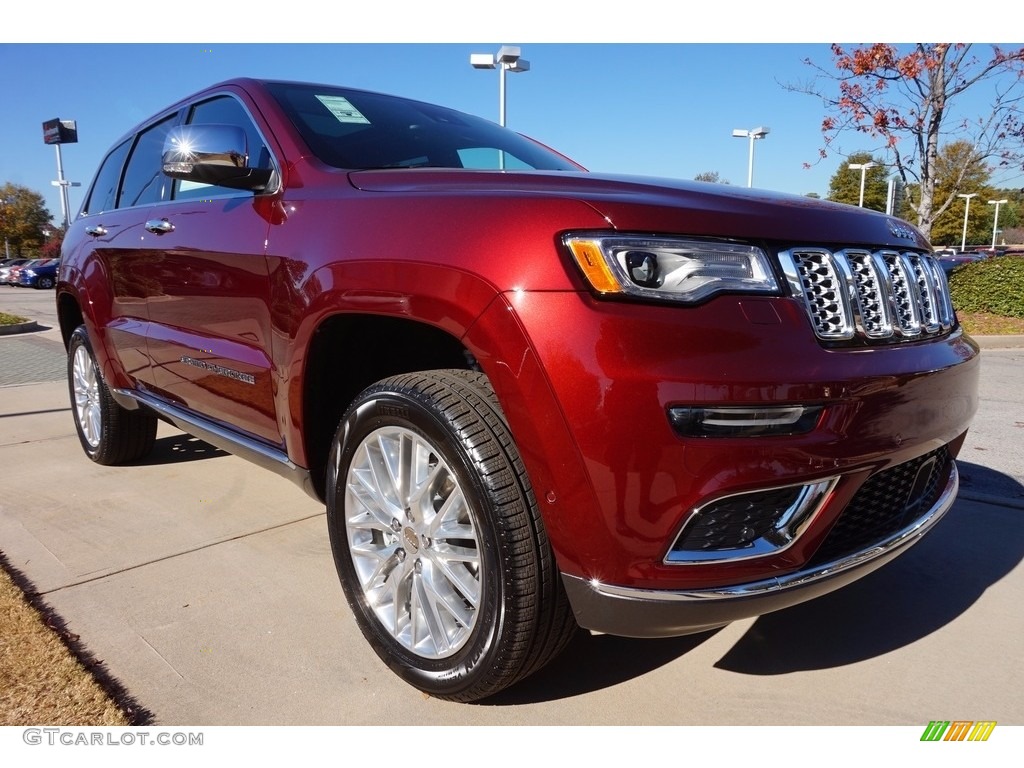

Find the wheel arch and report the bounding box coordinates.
[56,289,86,350]
[298,312,477,501]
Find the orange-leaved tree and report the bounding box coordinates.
[792,44,1024,240]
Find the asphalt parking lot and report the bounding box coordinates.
[1,286,1022,725]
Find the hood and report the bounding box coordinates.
[347,169,931,250]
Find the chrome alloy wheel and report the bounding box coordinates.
[72,344,102,449]
[345,426,481,659]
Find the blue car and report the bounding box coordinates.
[18,259,59,289]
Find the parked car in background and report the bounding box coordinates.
[0,258,31,284]
[4,259,47,286]
[937,251,984,276]
[18,258,59,289]
[57,77,980,702]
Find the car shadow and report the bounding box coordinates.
[714,461,1023,675]
[480,627,722,705]
[129,433,229,465]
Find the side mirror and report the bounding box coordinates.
[162,124,273,191]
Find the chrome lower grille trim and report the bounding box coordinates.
[780,247,954,343]
[581,460,958,605]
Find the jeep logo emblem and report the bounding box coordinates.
[888,218,916,240]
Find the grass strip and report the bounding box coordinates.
[0,552,151,725]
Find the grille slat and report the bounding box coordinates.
[780,248,954,343]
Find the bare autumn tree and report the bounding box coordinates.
[791,43,1024,239]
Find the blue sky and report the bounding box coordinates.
[3,9,1022,226]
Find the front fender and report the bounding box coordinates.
[462,292,597,577]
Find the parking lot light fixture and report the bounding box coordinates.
[732,127,769,188]
[988,199,1008,248]
[958,193,978,251]
[470,45,530,128]
[848,162,878,207]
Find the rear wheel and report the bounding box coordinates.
[68,325,157,465]
[326,370,575,701]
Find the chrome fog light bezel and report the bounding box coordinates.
[665,477,839,565]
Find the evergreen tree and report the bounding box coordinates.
[694,171,730,184]
[827,152,888,211]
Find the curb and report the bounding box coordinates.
[0,320,41,337]
[973,334,1024,350]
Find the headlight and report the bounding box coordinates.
[564,234,779,304]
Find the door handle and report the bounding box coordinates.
[145,219,175,234]
[84,225,107,237]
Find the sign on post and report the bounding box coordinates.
[42,118,78,145]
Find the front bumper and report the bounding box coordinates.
[562,459,959,637]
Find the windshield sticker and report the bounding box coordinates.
[315,95,370,124]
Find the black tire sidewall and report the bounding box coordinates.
[326,385,508,699]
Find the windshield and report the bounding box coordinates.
[264,81,577,172]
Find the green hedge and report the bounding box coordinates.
[947,256,1024,319]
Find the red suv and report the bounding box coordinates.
[57,78,979,701]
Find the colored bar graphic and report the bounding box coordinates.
[967,722,997,742]
[945,721,974,741]
[920,720,996,742]
[921,721,950,741]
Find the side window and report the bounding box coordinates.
[118,114,178,209]
[82,138,132,215]
[174,96,271,202]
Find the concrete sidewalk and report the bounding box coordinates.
[0,376,354,723]
[1,306,1022,725]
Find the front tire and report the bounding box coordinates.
[68,325,157,465]
[326,370,575,701]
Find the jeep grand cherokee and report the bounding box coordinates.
[57,78,979,701]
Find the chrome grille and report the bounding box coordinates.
[780,248,954,343]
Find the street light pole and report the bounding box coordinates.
[848,162,877,207]
[958,193,978,252]
[0,197,9,259]
[731,127,769,188]
[470,45,530,128]
[42,118,81,230]
[988,199,1008,248]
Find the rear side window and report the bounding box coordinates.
[82,139,131,215]
[118,114,178,209]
